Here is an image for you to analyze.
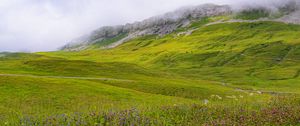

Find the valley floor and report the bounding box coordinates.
[1,21,300,125]
[0,53,299,125]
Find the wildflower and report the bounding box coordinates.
[249,93,254,96]
[203,99,209,105]
[239,95,244,98]
[216,95,222,100]
[257,91,262,94]
[226,95,237,99]
[211,94,222,100]
[4,122,8,125]
[173,104,177,106]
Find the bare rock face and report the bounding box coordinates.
[61,4,232,51]
[273,0,300,24]
[277,10,300,24]
[61,1,300,51]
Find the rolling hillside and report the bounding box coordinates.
[1,2,300,125]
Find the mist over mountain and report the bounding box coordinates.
[62,0,300,51]
[0,0,299,52]
[2,1,300,125]
[61,4,231,51]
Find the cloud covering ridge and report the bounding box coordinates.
[0,0,298,52]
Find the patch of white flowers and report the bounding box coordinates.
[211,95,223,100]
[203,99,209,105]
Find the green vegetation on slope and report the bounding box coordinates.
[1,17,300,125]
[91,33,128,48]
[42,21,300,89]
[235,9,270,20]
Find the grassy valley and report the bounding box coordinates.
[1,15,300,125]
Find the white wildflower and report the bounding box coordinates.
[203,99,209,105]
[216,95,222,100]
[226,95,237,99]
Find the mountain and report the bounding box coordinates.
[45,1,300,89]
[52,1,300,90]
[61,1,300,51]
[2,1,300,125]
[61,4,231,51]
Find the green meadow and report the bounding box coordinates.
[1,17,300,125]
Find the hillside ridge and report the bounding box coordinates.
[61,2,300,51]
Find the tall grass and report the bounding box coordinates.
[2,96,299,126]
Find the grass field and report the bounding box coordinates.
[1,17,300,125]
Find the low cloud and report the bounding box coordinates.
[0,0,298,52]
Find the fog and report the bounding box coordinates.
[0,0,297,52]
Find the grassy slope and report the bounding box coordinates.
[42,21,300,92]
[1,17,300,124]
[90,33,128,49]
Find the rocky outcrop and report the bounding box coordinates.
[61,4,232,51]
[62,1,300,51]
[277,10,300,24]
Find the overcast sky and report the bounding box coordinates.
[0,0,295,52]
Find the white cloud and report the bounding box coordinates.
[0,0,297,52]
